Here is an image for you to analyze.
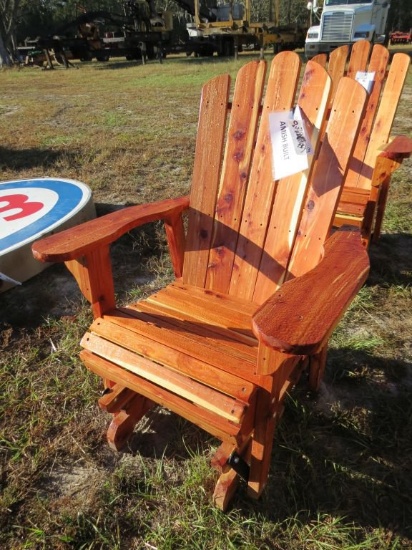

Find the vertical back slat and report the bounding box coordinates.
[183,74,231,287]
[253,61,331,304]
[355,52,410,190]
[229,51,302,301]
[327,44,349,108]
[287,77,367,277]
[311,53,327,68]
[345,44,390,187]
[346,39,371,79]
[205,61,267,294]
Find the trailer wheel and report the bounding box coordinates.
[219,39,234,57]
[95,53,109,62]
[80,51,93,62]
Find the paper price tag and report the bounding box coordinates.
[355,71,375,94]
[269,107,312,180]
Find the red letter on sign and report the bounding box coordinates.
[0,194,44,221]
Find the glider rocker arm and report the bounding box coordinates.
[252,231,370,361]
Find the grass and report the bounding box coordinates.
[1,49,412,549]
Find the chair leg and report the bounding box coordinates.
[211,440,248,511]
[213,469,240,511]
[372,176,390,243]
[246,385,281,500]
[107,394,154,451]
[308,345,328,391]
[247,411,277,499]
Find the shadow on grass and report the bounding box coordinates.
[0,146,77,171]
[367,232,412,287]
[247,349,412,540]
[113,347,412,541]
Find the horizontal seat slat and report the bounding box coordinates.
[81,332,249,424]
[169,281,258,316]
[104,306,272,390]
[146,285,257,336]
[131,300,257,348]
[128,300,257,357]
[89,316,256,401]
[109,306,257,366]
[80,350,247,442]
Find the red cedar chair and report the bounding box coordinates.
[33,52,371,510]
[313,40,412,245]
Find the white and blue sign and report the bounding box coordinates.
[0,177,95,290]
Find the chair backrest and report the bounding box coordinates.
[314,41,410,191]
[182,52,367,305]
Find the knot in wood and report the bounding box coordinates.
[224,192,233,204]
[306,199,315,211]
[233,150,244,162]
[233,129,245,140]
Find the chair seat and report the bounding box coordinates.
[80,282,264,444]
[334,187,371,226]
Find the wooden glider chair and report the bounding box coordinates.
[312,40,412,245]
[33,52,371,510]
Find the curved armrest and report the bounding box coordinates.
[252,230,369,355]
[381,135,412,160]
[32,195,190,263]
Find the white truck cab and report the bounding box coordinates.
[305,0,390,59]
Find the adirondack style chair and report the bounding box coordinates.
[312,40,412,245]
[32,52,371,510]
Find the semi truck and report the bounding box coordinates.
[305,0,390,59]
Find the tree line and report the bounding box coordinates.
[1,0,411,66]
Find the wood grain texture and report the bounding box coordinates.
[312,42,410,245]
[205,60,266,294]
[355,52,410,190]
[346,39,371,79]
[183,73,231,287]
[229,51,302,301]
[253,60,331,303]
[65,245,115,318]
[87,314,256,401]
[252,231,369,356]
[80,349,248,443]
[32,195,189,263]
[345,44,390,188]
[327,44,349,107]
[30,51,377,509]
[286,77,367,277]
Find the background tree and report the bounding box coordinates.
[0,0,20,66]
[387,0,412,32]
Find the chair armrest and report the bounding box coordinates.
[32,195,190,263]
[381,135,412,160]
[252,231,369,355]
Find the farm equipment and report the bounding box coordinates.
[22,1,174,67]
[21,1,309,66]
[178,0,308,57]
[389,30,411,44]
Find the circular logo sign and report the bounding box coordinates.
[0,178,93,255]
